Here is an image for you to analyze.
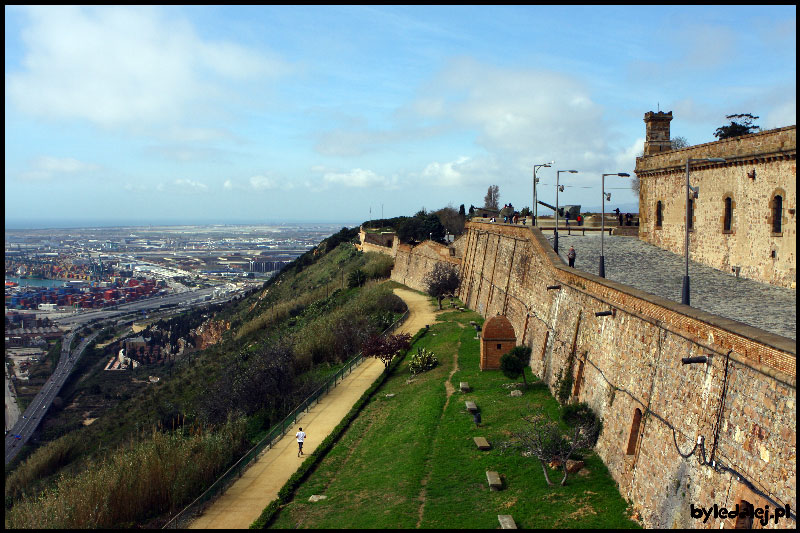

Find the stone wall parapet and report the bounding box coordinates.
[465,220,795,378]
[635,125,796,176]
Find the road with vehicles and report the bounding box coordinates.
[4,283,256,466]
[4,330,98,465]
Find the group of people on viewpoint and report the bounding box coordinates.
[479,203,642,272]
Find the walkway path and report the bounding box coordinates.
[189,287,436,529]
[547,233,796,340]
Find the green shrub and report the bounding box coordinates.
[561,402,602,447]
[408,347,438,375]
[500,345,531,387]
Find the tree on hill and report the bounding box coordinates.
[348,268,367,288]
[423,262,460,309]
[714,113,761,140]
[434,205,466,237]
[395,209,446,243]
[361,332,412,370]
[484,185,500,210]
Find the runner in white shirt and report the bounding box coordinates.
[296,427,306,457]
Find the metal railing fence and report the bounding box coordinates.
[163,309,408,528]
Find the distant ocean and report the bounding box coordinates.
[4,219,359,230]
[6,276,70,288]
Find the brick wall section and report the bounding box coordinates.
[636,126,796,288]
[455,220,795,528]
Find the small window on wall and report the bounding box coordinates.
[772,195,783,234]
[723,197,733,233]
[626,408,642,455]
[655,201,663,228]
[734,500,754,529]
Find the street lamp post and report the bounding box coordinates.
[533,162,553,226]
[681,157,725,305]
[600,172,630,278]
[554,170,578,254]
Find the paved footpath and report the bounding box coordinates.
[189,287,436,529]
[547,233,796,340]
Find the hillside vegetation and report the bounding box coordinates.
[5,227,403,528]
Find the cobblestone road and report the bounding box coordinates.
[544,232,796,340]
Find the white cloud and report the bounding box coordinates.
[411,58,619,179]
[221,174,294,191]
[6,6,286,128]
[20,155,99,181]
[420,155,501,187]
[249,175,280,190]
[173,178,208,193]
[322,168,396,189]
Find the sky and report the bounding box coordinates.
[4,5,796,228]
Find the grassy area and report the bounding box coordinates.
[269,300,639,529]
[5,235,406,527]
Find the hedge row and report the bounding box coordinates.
[249,328,427,529]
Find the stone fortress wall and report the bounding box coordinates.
[391,220,795,528]
[390,239,461,293]
[636,114,796,288]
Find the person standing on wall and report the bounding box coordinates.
[567,246,576,268]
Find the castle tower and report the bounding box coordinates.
[643,111,673,155]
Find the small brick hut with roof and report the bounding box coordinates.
[480,314,516,370]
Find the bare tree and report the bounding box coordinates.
[361,333,412,370]
[423,262,460,309]
[507,405,601,486]
[484,185,500,210]
[671,136,689,149]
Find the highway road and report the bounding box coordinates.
[4,284,252,466]
[4,330,95,465]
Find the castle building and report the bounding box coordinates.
[634,112,796,288]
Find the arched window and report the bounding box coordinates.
[626,408,642,455]
[772,195,783,234]
[723,197,733,232]
[688,199,694,231]
[655,201,663,228]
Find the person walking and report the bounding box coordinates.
[296,427,306,457]
[567,246,576,268]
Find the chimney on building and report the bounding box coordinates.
[643,111,673,155]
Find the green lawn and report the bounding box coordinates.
[269,301,639,529]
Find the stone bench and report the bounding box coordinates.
[460,382,470,393]
[465,401,477,413]
[486,470,502,491]
[474,437,491,450]
[498,515,517,529]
